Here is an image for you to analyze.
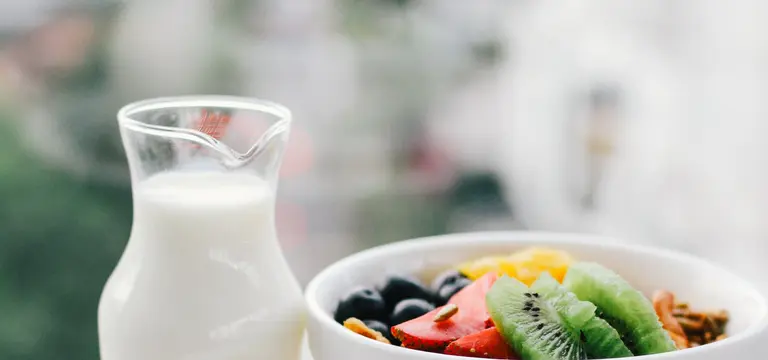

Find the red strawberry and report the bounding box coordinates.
[392,272,499,352]
[444,327,519,359]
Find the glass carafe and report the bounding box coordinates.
[98,96,306,360]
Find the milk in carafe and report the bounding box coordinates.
[99,97,305,360]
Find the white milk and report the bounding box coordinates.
[98,172,306,360]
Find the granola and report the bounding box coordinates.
[653,290,729,349]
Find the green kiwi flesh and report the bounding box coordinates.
[580,316,635,358]
[563,262,678,355]
[532,273,634,359]
[530,273,596,329]
[486,275,587,360]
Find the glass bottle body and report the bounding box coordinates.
[98,96,305,360]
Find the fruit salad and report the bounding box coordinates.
[333,247,729,359]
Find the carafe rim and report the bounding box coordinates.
[117,95,292,129]
[117,95,292,168]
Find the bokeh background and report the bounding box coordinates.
[2,0,768,359]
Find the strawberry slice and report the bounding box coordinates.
[392,272,498,352]
[444,327,519,359]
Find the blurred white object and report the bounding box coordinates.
[0,0,62,32]
[109,0,216,99]
[420,0,516,172]
[494,0,768,289]
[425,67,504,173]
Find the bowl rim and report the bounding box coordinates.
[304,231,768,359]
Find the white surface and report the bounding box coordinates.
[99,172,306,360]
[493,0,768,292]
[305,232,768,360]
[301,335,313,360]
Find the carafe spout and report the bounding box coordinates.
[117,96,292,187]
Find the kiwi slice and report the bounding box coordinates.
[530,273,596,329]
[563,262,677,355]
[532,273,634,359]
[580,317,634,359]
[486,275,587,360]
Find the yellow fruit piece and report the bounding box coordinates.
[458,256,517,280]
[506,247,574,286]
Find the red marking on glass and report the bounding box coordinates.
[195,109,231,140]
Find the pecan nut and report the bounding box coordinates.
[653,290,690,349]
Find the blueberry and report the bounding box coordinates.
[390,298,435,326]
[334,287,387,323]
[436,277,472,305]
[379,274,434,310]
[430,269,467,292]
[363,319,399,345]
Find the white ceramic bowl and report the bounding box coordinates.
[305,232,768,360]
